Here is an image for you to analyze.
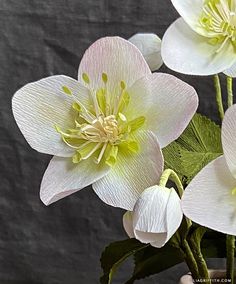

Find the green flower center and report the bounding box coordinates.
[57,73,146,167]
[199,0,236,52]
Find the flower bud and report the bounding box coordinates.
[123,185,183,248]
[129,33,163,72]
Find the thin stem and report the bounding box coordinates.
[227,76,233,108]
[159,169,192,228]
[226,235,235,283]
[182,239,199,280]
[189,227,210,283]
[214,75,224,120]
[159,169,184,197]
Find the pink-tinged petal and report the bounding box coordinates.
[12,75,90,157]
[92,131,164,210]
[129,33,163,71]
[133,186,182,248]
[40,156,110,205]
[78,37,151,91]
[162,18,235,76]
[123,211,135,238]
[127,73,198,148]
[182,156,236,235]
[222,104,236,177]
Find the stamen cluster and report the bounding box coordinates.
[200,0,236,52]
[57,73,145,167]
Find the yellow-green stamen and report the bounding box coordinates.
[199,0,236,52]
[57,73,146,167]
[62,86,72,95]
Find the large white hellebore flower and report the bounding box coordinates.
[182,104,236,235]
[12,37,198,210]
[129,33,163,72]
[162,0,236,76]
[123,186,183,248]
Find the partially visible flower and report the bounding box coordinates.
[182,104,236,235]
[123,185,183,248]
[129,33,163,71]
[12,36,198,210]
[162,0,236,76]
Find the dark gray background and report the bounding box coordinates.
[0,0,228,283]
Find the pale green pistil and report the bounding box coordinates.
[200,0,236,52]
[57,73,145,167]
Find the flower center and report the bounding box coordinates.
[199,0,236,52]
[56,73,146,167]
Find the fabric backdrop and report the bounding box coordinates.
[0,0,227,283]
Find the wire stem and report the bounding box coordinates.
[214,75,224,120]
[189,227,210,283]
[226,235,235,284]
[227,76,233,108]
[182,240,199,280]
[159,169,183,197]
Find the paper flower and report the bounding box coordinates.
[12,36,198,210]
[162,0,236,76]
[182,104,236,235]
[129,33,163,71]
[123,186,183,248]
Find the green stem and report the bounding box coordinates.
[159,169,184,197]
[227,76,233,108]
[189,227,210,283]
[214,75,224,120]
[159,170,199,279]
[182,239,199,280]
[226,235,235,283]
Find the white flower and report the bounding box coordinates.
[12,36,198,210]
[182,104,236,235]
[162,0,236,76]
[123,186,183,248]
[129,33,163,72]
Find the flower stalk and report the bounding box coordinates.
[214,75,224,121]
[182,239,199,280]
[159,169,202,279]
[159,169,183,197]
[188,227,210,283]
[227,77,233,108]
[226,235,235,283]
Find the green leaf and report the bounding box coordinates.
[124,231,226,284]
[125,245,184,284]
[100,238,147,284]
[163,113,223,184]
[162,142,184,181]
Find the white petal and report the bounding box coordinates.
[224,62,236,78]
[78,37,151,91]
[92,131,164,210]
[171,0,203,29]
[40,156,110,205]
[12,75,90,157]
[164,188,183,242]
[222,104,236,177]
[127,73,198,148]
[182,156,236,235]
[123,211,135,238]
[133,186,182,248]
[129,33,163,71]
[162,18,235,76]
